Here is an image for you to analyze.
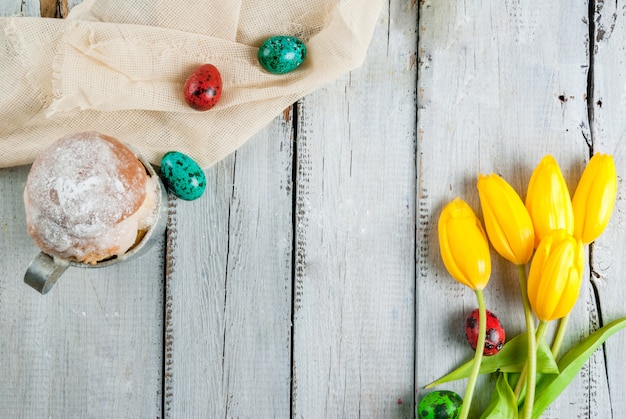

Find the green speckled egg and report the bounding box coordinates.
[258,35,307,74]
[417,390,463,419]
[160,151,206,201]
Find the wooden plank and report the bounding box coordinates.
[291,2,417,416]
[1,0,37,16]
[417,0,612,416]
[164,118,294,417]
[590,0,626,415]
[40,0,59,18]
[0,1,164,417]
[0,171,165,418]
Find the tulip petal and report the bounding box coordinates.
[552,265,583,320]
[478,174,535,264]
[438,198,492,290]
[527,235,551,312]
[572,154,617,244]
[525,155,574,247]
[536,242,574,320]
[527,231,584,321]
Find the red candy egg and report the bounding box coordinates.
[465,308,505,356]
[183,64,223,111]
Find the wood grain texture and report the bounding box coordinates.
[590,0,626,416]
[40,0,58,18]
[0,0,37,16]
[0,169,165,418]
[164,118,294,417]
[417,0,613,416]
[4,0,626,417]
[291,1,417,416]
[0,3,164,418]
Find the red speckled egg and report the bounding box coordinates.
[183,64,222,111]
[465,308,505,356]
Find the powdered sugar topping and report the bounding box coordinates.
[24,132,154,263]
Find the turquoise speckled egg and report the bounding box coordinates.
[258,36,307,74]
[160,151,206,201]
[417,390,463,419]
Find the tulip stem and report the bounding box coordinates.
[513,364,527,400]
[551,312,570,358]
[459,289,486,419]
[513,320,550,399]
[536,320,549,344]
[517,264,537,419]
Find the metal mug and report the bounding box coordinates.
[23,147,168,295]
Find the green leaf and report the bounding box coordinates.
[426,334,558,388]
[479,373,519,419]
[532,317,626,419]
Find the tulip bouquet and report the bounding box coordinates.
[428,153,623,419]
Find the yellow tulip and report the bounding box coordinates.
[438,198,491,290]
[527,230,584,321]
[572,153,617,244]
[477,173,535,265]
[525,155,574,247]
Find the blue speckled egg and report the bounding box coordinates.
[160,151,206,201]
[258,36,307,74]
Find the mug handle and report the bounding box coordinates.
[24,252,69,295]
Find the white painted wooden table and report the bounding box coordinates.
[1,0,626,417]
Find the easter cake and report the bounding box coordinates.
[23,132,159,264]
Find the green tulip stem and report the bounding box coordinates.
[551,312,570,358]
[536,320,549,343]
[459,288,486,419]
[517,264,537,419]
[512,319,550,398]
[513,362,527,399]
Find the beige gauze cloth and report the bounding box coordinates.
[0,0,385,168]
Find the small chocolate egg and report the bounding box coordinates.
[160,151,206,201]
[183,64,223,111]
[417,391,463,419]
[258,36,307,74]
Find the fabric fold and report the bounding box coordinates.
[0,0,385,168]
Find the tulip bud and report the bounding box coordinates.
[527,230,584,321]
[525,155,574,247]
[477,173,535,265]
[572,153,617,244]
[438,198,491,290]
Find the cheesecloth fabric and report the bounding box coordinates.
[0,0,384,168]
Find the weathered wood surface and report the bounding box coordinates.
[1,0,626,418]
[418,1,626,417]
[165,2,416,417]
[417,1,611,418]
[591,1,626,416]
[0,1,164,418]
